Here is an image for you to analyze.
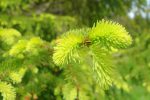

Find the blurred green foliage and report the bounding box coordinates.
[0,0,150,100]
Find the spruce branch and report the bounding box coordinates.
[53,20,132,90]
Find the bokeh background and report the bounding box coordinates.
[0,0,150,100]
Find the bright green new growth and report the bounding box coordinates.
[90,45,114,89]
[0,20,132,99]
[53,30,85,66]
[0,29,48,99]
[9,67,27,84]
[53,20,132,89]
[89,20,132,49]
[0,82,16,100]
[8,37,45,58]
[0,29,21,45]
[9,40,27,58]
